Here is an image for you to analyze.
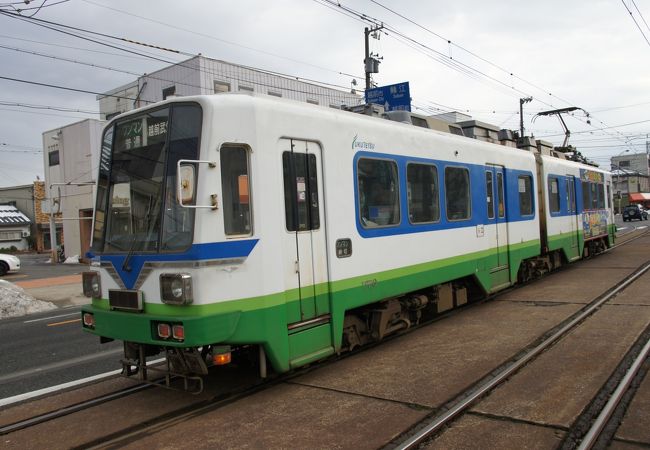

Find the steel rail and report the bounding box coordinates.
[0,383,150,435]
[394,259,650,450]
[577,337,650,450]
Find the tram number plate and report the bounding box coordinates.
[109,289,143,311]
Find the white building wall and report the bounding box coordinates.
[98,56,362,118]
[43,119,104,259]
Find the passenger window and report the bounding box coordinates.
[283,152,320,232]
[566,178,576,213]
[407,163,439,224]
[445,167,471,221]
[485,171,494,219]
[497,172,505,218]
[581,181,590,211]
[358,158,400,228]
[221,146,252,236]
[548,177,560,213]
[590,183,599,209]
[597,183,605,209]
[518,175,533,216]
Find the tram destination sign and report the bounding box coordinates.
[365,82,411,112]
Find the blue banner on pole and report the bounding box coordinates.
[365,82,411,112]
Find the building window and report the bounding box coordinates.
[445,166,471,221]
[239,85,254,93]
[268,90,282,97]
[548,177,560,213]
[221,146,252,236]
[407,163,439,224]
[519,175,534,216]
[357,158,400,228]
[48,150,60,166]
[619,160,630,168]
[307,99,319,105]
[162,86,176,100]
[0,230,22,241]
[214,81,231,94]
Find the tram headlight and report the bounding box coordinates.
[160,273,193,305]
[82,271,101,298]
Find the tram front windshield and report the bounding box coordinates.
[91,104,202,254]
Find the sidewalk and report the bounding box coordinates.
[15,275,89,308]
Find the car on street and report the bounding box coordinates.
[0,253,21,276]
[622,204,648,222]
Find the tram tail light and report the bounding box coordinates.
[172,324,185,341]
[82,312,95,328]
[157,323,172,339]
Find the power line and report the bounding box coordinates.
[0,75,149,102]
[80,0,363,80]
[0,100,99,114]
[621,0,650,48]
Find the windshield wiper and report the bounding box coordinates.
[122,196,158,272]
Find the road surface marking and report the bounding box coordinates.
[0,348,124,385]
[0,357,165,407]
[24,312,79,323]
[47,318,82,327]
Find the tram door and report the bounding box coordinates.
[281,139,329,324]
[566,176,580,252]
[486,165,510,289]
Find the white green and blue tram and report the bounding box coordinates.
[80,93,614,382]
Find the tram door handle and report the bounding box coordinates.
[295,260,300,274]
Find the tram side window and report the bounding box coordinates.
[518,175,533,216]
[597,183,605,209]
[445,166,471,221]
[590,183,599,209]
[548,177,560,213]
[283,152,320,232]
[566,178,576,213]
[221,146,252,236]
[581,181,591,211]
[407,163,440,224]
[358,158,400,228]
[485,171,494,219]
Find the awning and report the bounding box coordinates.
[628,193,650,202]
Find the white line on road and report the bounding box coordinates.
[23,312,80,323]
[0,348,123,385]
[0,357,165,408]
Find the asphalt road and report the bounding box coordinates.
[0,306,122,400]
[1,253,87,282]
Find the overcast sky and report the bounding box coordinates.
[1,0,649,188]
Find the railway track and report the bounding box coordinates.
[388,261,650,448]
[1,228,647,448]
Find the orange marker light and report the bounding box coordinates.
[212,352,232,366]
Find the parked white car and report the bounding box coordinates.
[0,254,20,276]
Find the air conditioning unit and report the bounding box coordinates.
[21,230,30,238]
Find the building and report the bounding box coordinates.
[0,181,62,251]
[0,204,31,251]
[42,119,104,261]
[97,55,362,119]
[610,152,650,211]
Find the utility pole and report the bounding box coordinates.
[364,24,384,90]
[519,97,532,138]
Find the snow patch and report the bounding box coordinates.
[63,255,80,264]
[0,280,57,319]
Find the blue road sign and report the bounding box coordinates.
[365,82,411,112]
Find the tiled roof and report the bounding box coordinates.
[0,204,31,225]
